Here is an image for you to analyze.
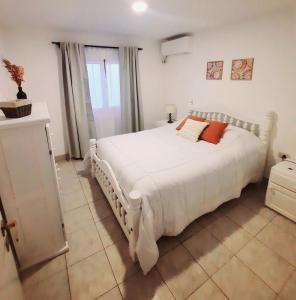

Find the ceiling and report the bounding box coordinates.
[0,0,295,39]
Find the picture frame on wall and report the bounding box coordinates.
[231,58,254,80]
[206,61,224,80]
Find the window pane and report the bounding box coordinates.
[106,64,120,107]
[87,63,103,109]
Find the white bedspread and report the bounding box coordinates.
[97,123,265,273]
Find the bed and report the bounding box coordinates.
[89,109,273,274]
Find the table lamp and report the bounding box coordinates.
[165,104,177,123]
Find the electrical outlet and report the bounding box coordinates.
[278,152,290,160]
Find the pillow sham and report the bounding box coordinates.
[200,121,228,144]
[176,115,206,131]
[177,119,208,142]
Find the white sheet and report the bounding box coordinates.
[97,123,265,273]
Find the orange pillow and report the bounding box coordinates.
[200,121,228,144]
[176,116,206,131]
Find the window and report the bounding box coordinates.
[87,63,103,109]
[86,48,121,138]
[106,64,120,107]
[86,60,120,109]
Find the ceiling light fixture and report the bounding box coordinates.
[132,1,148,13]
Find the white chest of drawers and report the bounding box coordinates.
[0,102,68,270]
[265,160,296,222]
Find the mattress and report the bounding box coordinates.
[97,122,265,273]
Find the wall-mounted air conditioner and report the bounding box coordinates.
[161,35,193,63]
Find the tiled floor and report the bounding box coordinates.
[20,160,296,300]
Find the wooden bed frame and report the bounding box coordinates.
[90,109,274,261]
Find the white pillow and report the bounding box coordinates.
[177,119,208,142]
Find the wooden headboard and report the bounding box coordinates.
[188,108,274,148]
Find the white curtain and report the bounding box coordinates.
[119,47,144,133]
[85,47,121,138]
[60,43,96,159]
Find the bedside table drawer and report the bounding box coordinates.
[266,182,296,222]
[270,160,296,193]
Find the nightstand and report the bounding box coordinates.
[155,120,177,128]
[265,160,296,222]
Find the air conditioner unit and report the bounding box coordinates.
[161,36,193,62]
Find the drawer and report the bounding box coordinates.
[266,182,296,222]
[270,173,296,193]
[270,161,296,193]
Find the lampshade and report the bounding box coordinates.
[165,104,177,114]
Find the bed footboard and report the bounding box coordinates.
[89,139,142,261]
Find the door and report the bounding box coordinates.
[0,201,24,300]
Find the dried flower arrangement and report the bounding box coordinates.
[1,58,31,118]
[2,59,25,87]
[2,58,27,100]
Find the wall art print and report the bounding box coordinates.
[231,58,254,80]
[206,61,224,80]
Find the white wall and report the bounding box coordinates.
[163,10,296,172]
[0,30,8,99]
[1,9,295,169]
[0,28,164,156]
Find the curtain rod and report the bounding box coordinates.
[52,42,143,51]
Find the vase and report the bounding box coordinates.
[17,86,27,100]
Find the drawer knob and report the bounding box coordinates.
[1,220,16,236]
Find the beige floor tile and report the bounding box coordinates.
[68,251,116,300]
[241,192,277,221]
[156,245,208,299]
[63,204,93,234]
[178,219,203,242]
[225,204,269,236]
[84,187,106,203]
[213,256,276,300]
[218,198,240,215]
[60,189,87,213]
[207,215,252,253]
[183,229,233,276]
[198,209,223,228]
[279,270,296,300]
[60,184,82,197]
[89,200,113,222]
[21,255,66,287]
[272,214,296,238]
[58,168,78,180]
[105,238,140,284]
[80,176,105,201]
[59,176,81,189]
[66,220,103,266]
[96,287,122,300]
[79,174,98,188]
[59,176,81,191]
[83,187,107,203]
[23,270,70,300]
[237,238,294,293]
[59,165,79,177]
[119,268,174,300]
[72,159,85,172]
[187,279,227,300]
[257,223,296,266]
[157,236,180,256]
[96,215,125,248]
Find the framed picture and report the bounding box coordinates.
[231,58,254,80]
[206,61,224,80]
